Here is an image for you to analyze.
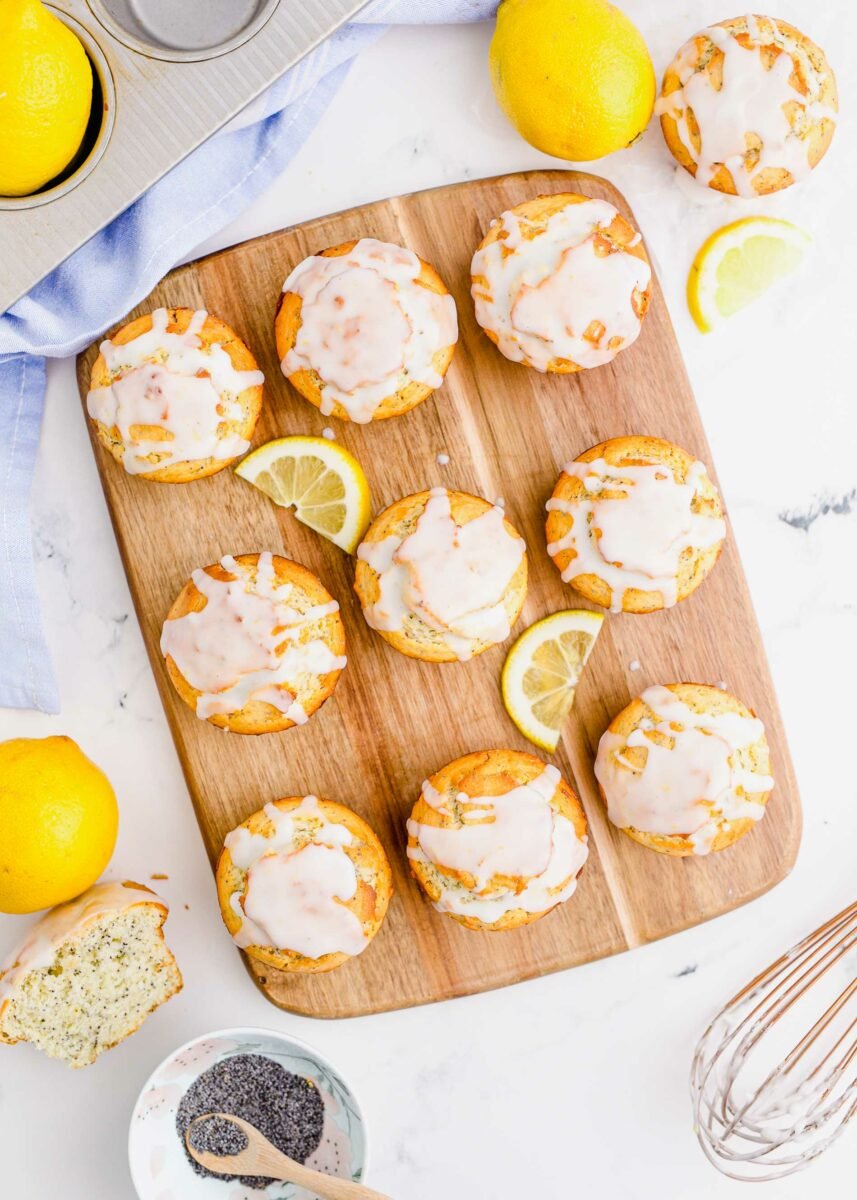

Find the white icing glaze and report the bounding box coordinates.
[546,457,725,611]
[471,198,651,371]
[357,488,525,660]
[86,308,263,474]
[655,19,837,197]
[407,764,588,923]
[0,882,163,1006]
[595,684,774,854]
[281,238,458,423]
[224,797,368,959]
[160,552,345,721]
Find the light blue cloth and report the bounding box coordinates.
[0,0,496,712]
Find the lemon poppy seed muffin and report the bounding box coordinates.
[354,487,528,663]
[275,237,458,424]
[471,192,652,373]
[407,749,588,931]
[0,881,182,1068]
[595,683,774,856]
[216,796,392,973]
[161,552,346,735]
[87,306,264,482]
[546,436,726,614]
[656,15,838,197]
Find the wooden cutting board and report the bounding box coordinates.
[76,169,801,1018]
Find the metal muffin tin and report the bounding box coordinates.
[0,0,366,313]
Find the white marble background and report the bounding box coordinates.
[1,2,855,1196]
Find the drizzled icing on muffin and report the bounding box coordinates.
[547,456,725,611]
[224,797,368,959]
[595,685,773,854]
[87,308,263,474]
[357,488,525,660]
[408,764,588,923]
[281,238,457,423]
[471,197,650,371]
[655,16,837,196]
[160,553,345,722]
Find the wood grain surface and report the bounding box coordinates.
[76,170,801,1018]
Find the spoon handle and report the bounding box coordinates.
[284,1158,392,1200]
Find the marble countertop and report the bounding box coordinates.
[1,3,855,1196]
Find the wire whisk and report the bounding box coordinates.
[690,900,857,1181]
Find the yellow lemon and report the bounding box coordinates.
[0,736,118,914]
[0,0,94,196]
[489,0,655,161]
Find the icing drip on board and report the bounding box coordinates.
[0,882,164,1006]
[86,308,263,474]
[160,553,345,721]
[471,198,651,371]
[357,488,526,660]
[407,764,588,923]
[225,797,368,959]
[281,238,458,423]
[595,685,774,854]
[655,19,837,196]
[547,457,725,611]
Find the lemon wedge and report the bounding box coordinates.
[687,217,811,333]
[501,609,604,752]
[235,436,371,553]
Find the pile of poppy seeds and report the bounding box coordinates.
[176,1053,325,1188]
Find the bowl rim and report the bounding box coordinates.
[128,1024,370,1198]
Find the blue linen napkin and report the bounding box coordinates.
[0,0,497,713]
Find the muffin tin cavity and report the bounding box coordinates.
[86,0,280,61]
[0,8,115,211]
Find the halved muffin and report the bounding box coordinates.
[0,881,182,1068]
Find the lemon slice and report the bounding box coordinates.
[501,609,604,752]
[235,436,371,553]
[687,217,811,333]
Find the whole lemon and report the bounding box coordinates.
[489,0,655,161]
[0,736,118,914]
[0,0,94,196]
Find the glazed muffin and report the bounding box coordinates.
[216,796,393,973]
[354,487,527,663]
[160,552,346,735]
[656,15,838,197]
[407,749,588,931]
[595,683,774,856]
[87,306,264,482]
[0,881,182,1068]
[275,237,458,424]
[470,192,652,373]
[546,436,726,614]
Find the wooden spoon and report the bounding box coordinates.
[185,1113,392,1200]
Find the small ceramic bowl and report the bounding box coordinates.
[129,1026,368,1199]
